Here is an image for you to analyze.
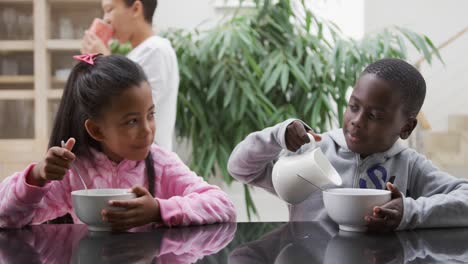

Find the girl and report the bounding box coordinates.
[0,54,236,230]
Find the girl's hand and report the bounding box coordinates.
[28,138,76,187]
[80,30,111,55]
[102,186,162,231]
[285,120,321,152]
[365,183,404,232]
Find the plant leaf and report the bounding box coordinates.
[280,64,289,91]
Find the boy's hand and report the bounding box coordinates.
[102,186,162,231]
[285,120,321,152]
[366,182,403,232]
[28,138,76,187]
[81,30,111,55]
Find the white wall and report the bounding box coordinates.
[154,0,216,32]
[154,0,257,32]
[304,0,364,39]
[364,0,468,132]
[154,0,364,37]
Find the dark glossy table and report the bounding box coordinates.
[1,221,468,263]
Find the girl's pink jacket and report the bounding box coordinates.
[0,144,236,228]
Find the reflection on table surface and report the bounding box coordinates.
[1,221,468,263]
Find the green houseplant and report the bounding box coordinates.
[163,0,441,219]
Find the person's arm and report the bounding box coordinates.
[0,225,41,262]
[0,224,87,263]
[398,152,468,229]
[227,119,297,194]
[137,48,166,107]
[0,164,73,228]
[135,44,179,150]
[397,228,468,263]
[155,150,236,226]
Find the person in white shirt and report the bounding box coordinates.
[81,0,179,151]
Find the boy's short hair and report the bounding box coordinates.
[123,0,157,24]
[362,58,426,118]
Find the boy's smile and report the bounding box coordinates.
[343,73,411,157]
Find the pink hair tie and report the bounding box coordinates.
[73,53,100,65]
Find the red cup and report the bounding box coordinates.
[89,18,113,45]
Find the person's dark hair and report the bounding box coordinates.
[123,0,157,24]
[49,54,155,196]
[362,58,426,118]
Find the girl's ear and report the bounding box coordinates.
[400,117,417,140]
[85,119,105,142]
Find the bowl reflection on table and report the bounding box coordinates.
[325,230,402,264]
[72,230,162,264]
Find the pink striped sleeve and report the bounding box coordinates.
[0,164,72,228]
[153,149,236,227]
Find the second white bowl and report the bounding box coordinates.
[323,188,391,232]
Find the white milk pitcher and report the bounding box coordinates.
[272,134,342,204]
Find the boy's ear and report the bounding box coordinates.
[130,0,144,19]
[400,117,418,140]
[84,119,105,142]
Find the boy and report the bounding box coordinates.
[228,58,468,231]
[81,0,179,151]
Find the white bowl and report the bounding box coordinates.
[72,189,136,231]
[323,188,391,232]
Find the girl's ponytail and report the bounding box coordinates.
[145,152,155,196]
[48,63,91,155]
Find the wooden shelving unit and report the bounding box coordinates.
[0,0,32,3]
[47,89,63,99]
[47,40,81,50]
[0,0,101,180]
[0,90,35,99]
[0,75,34,83]
[0,41,34,51]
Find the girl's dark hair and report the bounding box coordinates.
[49,54,155,196]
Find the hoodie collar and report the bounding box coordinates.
[328,128,407,159]
[89,148,140,171]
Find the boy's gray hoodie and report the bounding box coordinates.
[227,119,468,230]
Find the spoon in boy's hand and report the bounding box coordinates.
[61,139,88,190]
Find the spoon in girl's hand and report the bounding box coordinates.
[61,139,88,190]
